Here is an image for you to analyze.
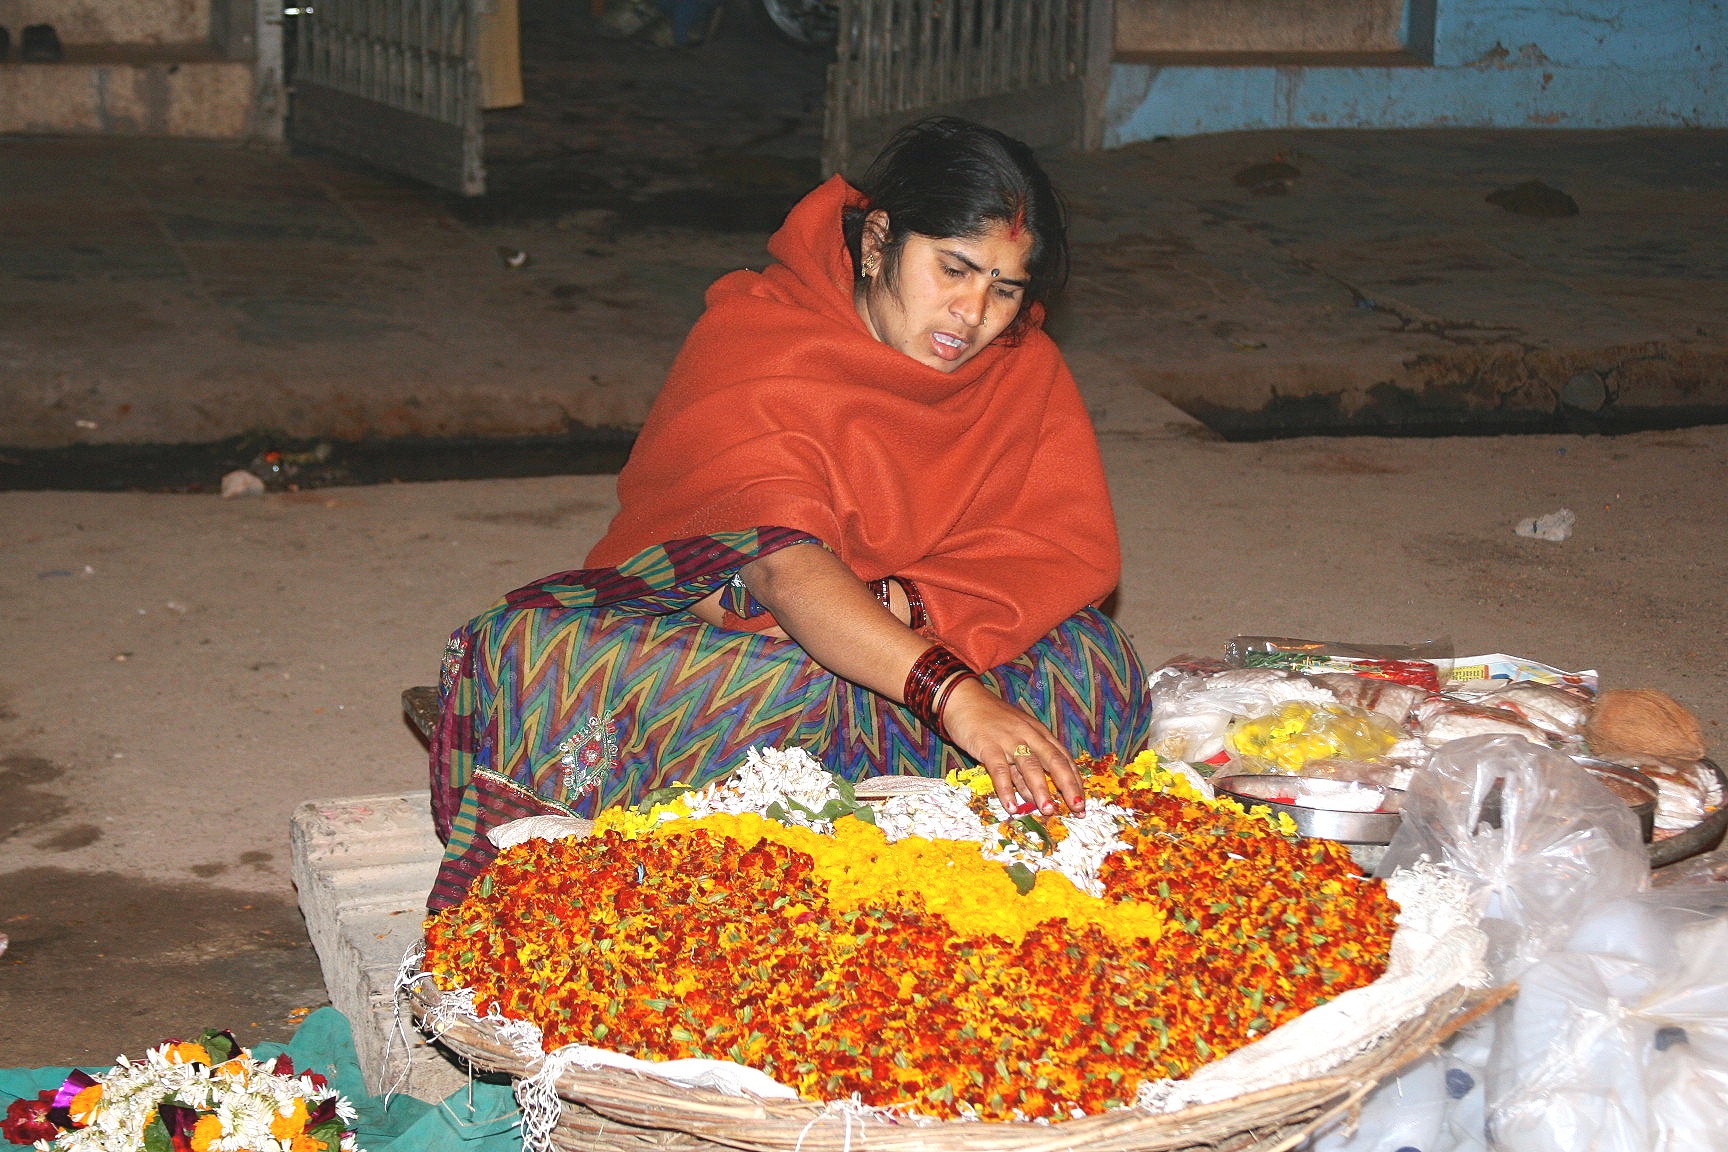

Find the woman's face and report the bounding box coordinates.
[855,211,1033,374]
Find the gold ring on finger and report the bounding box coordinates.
[1012,743,1032,757]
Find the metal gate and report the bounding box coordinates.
[823,0,1107,179]
[289,0,484,196]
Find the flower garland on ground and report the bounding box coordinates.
[422,750,1397,1122]
[2,1030,361,1151]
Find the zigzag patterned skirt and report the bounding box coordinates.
[427,529,1151,911]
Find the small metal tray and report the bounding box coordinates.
[1213,775,1404,844]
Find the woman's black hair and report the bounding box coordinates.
[842,116,1069,339]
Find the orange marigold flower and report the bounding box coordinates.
[422,752,1398,1122]
[189,1112,225,1152]
[270,1097,310,1142]
[67,1083,102,1126]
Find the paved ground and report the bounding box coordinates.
[2,3,1725,450]
[1,0,1725,1074]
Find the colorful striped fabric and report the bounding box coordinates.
[427,529,1151,911]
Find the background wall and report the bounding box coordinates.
[0,0,211,46]
[1104,0,1727,142]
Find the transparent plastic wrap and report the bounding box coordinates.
[1487,888,1728,1152]
[1226,635,1453,690]
[1146,667,1333,764]
[1225,701,1401,775]
[1321,736,1728,1152]
[1376,734,1649,983]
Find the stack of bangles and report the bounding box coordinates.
[903,643,977,741]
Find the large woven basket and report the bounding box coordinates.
[405,977,1505,1152]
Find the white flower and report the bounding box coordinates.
[34,1039,363,1152]
[677,747,1140,898]
[681,746,846,830]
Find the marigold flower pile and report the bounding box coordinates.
[2,1030,361,1152]
[422,751,1398,1121]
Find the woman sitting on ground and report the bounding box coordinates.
[428,116,1152,910]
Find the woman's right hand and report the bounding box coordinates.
[736,544,1086,817]
[938,678,1085,817]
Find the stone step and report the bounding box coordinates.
[289,791,470,1104]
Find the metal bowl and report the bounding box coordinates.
[1212,774,1405,844]
[1651,758,1728,868]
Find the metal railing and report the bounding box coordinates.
[833,0,1087,123]
[293,0,473,125]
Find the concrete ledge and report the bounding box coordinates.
[289,791,470,1104]
[0,58,256,137]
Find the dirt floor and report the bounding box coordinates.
[3,427,1726,1067]
[1,0,1726,1074]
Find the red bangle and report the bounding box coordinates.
[869,578,894,614]
[899,577,930,632]
[903,644,974,741]
[871,577,930,633]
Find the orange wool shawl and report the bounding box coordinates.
[585,176,1121,671]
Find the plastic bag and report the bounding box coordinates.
[1226,701,1401,775]
[1146,668,1331,764]
[1311,1055,1447,1152]
[1377,734,1648,983]
[1486,890,1728,1152]
[1324,735,1728,1152]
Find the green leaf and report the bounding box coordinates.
[196,1028,238,1063]
[478,873,494,899]
[1005,862,1037,895]
[306,1119,347,1152]
[1016,815,1054,852]
[143,1114,173,1152]
[634,782,694,813]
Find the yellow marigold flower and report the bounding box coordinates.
[592,797,687,839]
[164,1042,210,1065]
[271,1097,310,1142]
[67,1083,102,1126]
[189,1113,225,1152]
[944,764,995,797]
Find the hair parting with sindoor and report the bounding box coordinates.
[842,116,1069,339]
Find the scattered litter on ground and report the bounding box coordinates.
[221,470,266,499]
[1515,508,1577,541]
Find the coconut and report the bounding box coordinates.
[1585,689,1708,760]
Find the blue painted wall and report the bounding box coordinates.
[1104,0,1728,143]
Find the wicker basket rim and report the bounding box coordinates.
[407,975,1508,1151]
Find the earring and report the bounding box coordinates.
[863,255,879,277]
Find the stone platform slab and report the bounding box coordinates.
[288,790,470,1105]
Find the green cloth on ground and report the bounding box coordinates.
[0,1008,522,1150]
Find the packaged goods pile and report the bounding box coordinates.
[1146,637,1723,852]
